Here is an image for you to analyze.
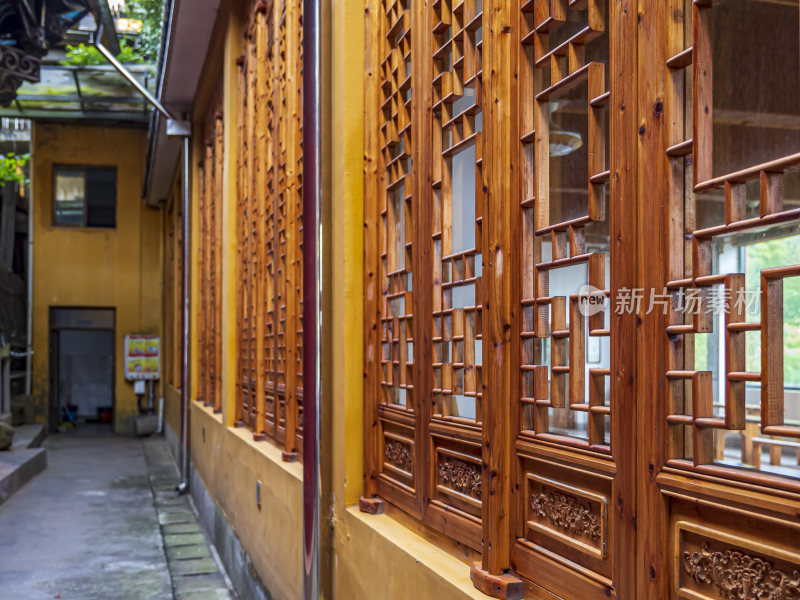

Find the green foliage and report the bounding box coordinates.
[0,154,30,187]
[59,2,165,65]
[125,0,165,63]
[60,41,144,66]
[744,236,800,386]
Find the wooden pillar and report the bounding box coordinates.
[359,0,383,511]
[635,0,673,597]
[470,0,523,596]
[610,1,638,598]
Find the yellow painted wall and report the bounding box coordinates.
[31,122,162,434]
[190,403,303,597]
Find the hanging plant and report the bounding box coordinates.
[0,154,30,187]
[59,41,145,66]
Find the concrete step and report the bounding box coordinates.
[0,424,47,505]
[10,424,46,449]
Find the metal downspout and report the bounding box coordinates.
[302,0,321,593]
[25,156,33,398]
[178,135,190,493]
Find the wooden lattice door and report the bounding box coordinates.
[507,0,637,597]
[362,0,800,597]
[643,1,800,598]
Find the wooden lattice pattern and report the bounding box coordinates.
[426,0,485,530]
[520,0,611,450]
[163,178,182,388]
[373,0,417,504]
[197,88,224,412]
[431,0,484,426]
[379,0,414,414]
[664,0,800,475]
[234,0,303,458]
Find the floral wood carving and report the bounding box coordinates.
[682,543,800,600]
[529,488,601,541]
[384,439,412,473]
[437,456,482,500]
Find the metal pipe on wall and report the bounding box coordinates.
[179,134,190,492]
[25,159,33,398]
[302,0,321,593]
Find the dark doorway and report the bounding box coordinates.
[49,308,115,432]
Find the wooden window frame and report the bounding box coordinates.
[52,164,117,229]
[196,89,224,414]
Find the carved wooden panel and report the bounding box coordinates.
[381,426,415,492]
[674,521,800,600]
[513,450,614,591]
[525,473,607,561]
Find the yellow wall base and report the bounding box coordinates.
[189,402,303,598]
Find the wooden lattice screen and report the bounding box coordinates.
[197,87,224,412]
[362,0,800,596]
[234,0,304,459]
[362,0,487,551]
[663,0,800,482]
[364,0,638,594]
[427,0,485,548]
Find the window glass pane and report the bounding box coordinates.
[712,0,800,176]
[390,184,405,271]
[86,168,117,228]
[54,169,85,225]
[452,86,476,119]
[549,80,588,224]
[451,144,476,253]
[692,221,800,480]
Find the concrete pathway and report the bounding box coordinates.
[0,426,233,600]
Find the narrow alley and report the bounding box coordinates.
[0,428,233,600]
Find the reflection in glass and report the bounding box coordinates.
[712,0,800,176]
[391,184,405,271]
[691,215,800,479]
[54,169,85,225]
[548,82,588,224]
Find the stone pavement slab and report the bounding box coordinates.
[143,437,234,600]
[0,426,172,600]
